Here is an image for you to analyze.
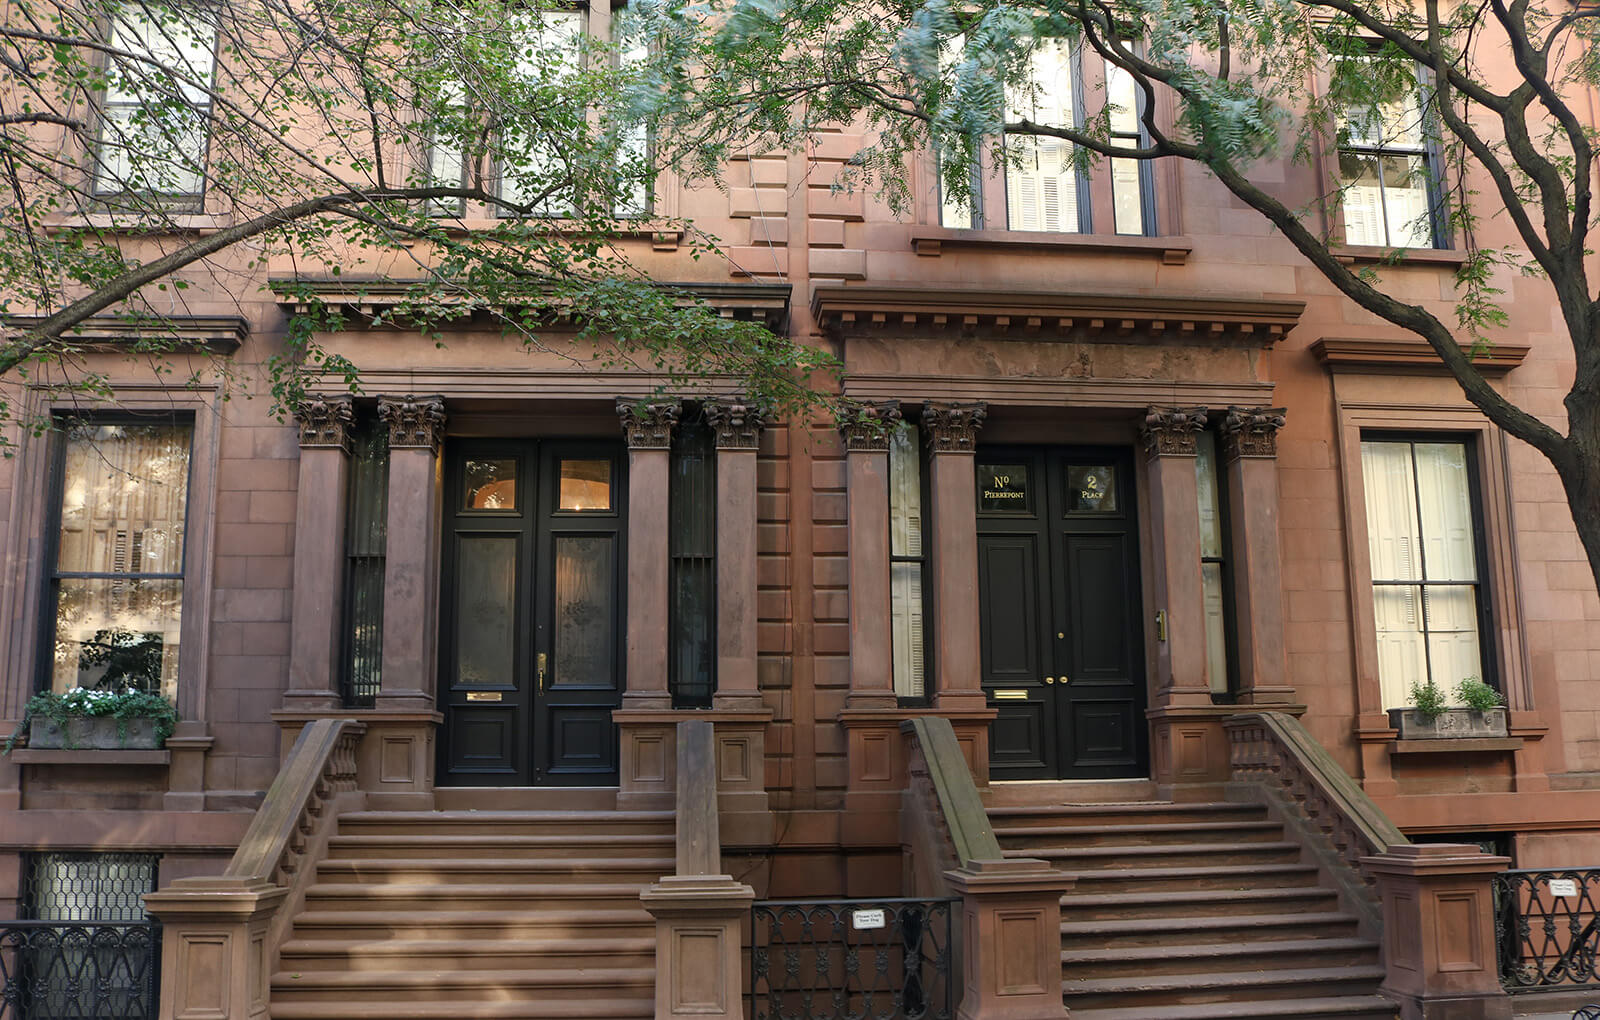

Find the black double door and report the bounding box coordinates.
[439,439,625,786]
[977,447,1148,780]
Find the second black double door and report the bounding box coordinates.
[977,446,1148,780]
[439,439,626,786]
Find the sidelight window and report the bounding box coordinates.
[1194,430,1236,698]
[669,418,716,707]
[43,417,192,700]
[1361,437,1489,709]
[889,420,930,701]
[341,411,389,707]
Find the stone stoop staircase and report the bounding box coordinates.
[269,806,673,1020]
[990,800,1399,1020]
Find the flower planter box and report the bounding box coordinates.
[1386,707,1508,740]
[27,716,164,750]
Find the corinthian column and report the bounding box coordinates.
[286,395,354,710]
[706,398,766,709]
[618,399,680,709]
[925,401,987,711]
[376,395,446,710]
[1222,406,1293,705]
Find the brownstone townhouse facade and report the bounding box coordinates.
[3,11,1600,1020]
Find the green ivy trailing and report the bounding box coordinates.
[3,687,179,754]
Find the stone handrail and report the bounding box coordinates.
[1224,711,1408,893]
[224,717,363,885]
[908,716,992,876]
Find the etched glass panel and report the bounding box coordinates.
[464,459,517,510]
[554,535,615,687]
[558,458,612,511]
[1067,465,1117,513]
[454,535,516,686]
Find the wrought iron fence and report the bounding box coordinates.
[751,897,955,1020]
[0,922,161,1020]
[1494,868,1600,990]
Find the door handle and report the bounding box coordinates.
[537,652,548,694]
[1043,676,1055,685]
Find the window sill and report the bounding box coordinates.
[426,218,685,250]
[908,227,1193,264]
[43,213,233,236]
[1330,245,1468,267]
[9,748,171,765]
[1388,737,1524,755]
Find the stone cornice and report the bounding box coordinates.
[4,314,247,355]
[1141,405,1208,457]
[292,394,355,452]
[1310,337,1529,376]
[703,398,768,449]
[377,395,446,452]
[812,286,1304,346]
[272,279,792,333]
[1222,406,1287,460]
[839,400,904,451]
[922,401,987,452]
[616,399,680,449]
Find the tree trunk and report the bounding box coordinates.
[1559,418,1600,597]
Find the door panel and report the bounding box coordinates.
[979,445,1147,780]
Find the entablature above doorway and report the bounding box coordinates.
[812,286,1305,347]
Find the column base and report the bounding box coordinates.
[272,709,438,807]
[613,709,773,843]
[279,689,342,712]
[1149,705,1232,801]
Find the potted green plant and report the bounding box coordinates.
[4,686,179,753]
[1387,677,1508,739]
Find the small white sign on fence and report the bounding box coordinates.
[851,909,887,930]
[1547,878,1579,898]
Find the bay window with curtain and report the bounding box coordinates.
[44,417,193,701]
[888,419,930,702]
[1361,436,1490,710]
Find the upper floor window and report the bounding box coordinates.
[1335,59,1445,248]
[1361,437,1489,709]
[669,417,715,707]
[44,417,193,701]
[940,40,1155,236]
[93,5,216,201]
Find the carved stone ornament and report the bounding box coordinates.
[1222,406,1287,460]
[921,401,987,453]
[704,398,769,450]
[838,400,903,452]
[1141,406,1209,457]
[616,398,681,449]
[293,394,355,452]
[377,395,447,452]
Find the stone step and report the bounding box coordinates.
[1015,841,1305,870]
[1060,911,1363,950]
[1061,885,1339,922]
[1061,936,1379,980]
[1063,964,1389,1010]
[1066,995,1398,1020]
[326,834,674,860]
[277,936,657,972]
[288,908,653,941]
[1060,862,1319,893]
[302,883,649,912]
[314,858,673,885]
[269,996,655,1018]
[996,819,1286,848]
[270,967,656,1003]
[335,811,673,838]
[988,802,1268,829]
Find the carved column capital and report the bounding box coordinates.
[377,395,446,453]
[921,401,987,453]
[1222,406,1287,460]
[1141,406,1208,457]
[704,398,768,450]
[838,400,903,451]
[616,398,681,449]
[292,394,355,452]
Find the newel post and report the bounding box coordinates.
[640,719,754,1020]
[143,880,285,1020]
[945,860,1073,1020]
[1360,844,1513,1020]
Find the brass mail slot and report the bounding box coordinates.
[992,690,1030,701]
[465,691,504,702]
